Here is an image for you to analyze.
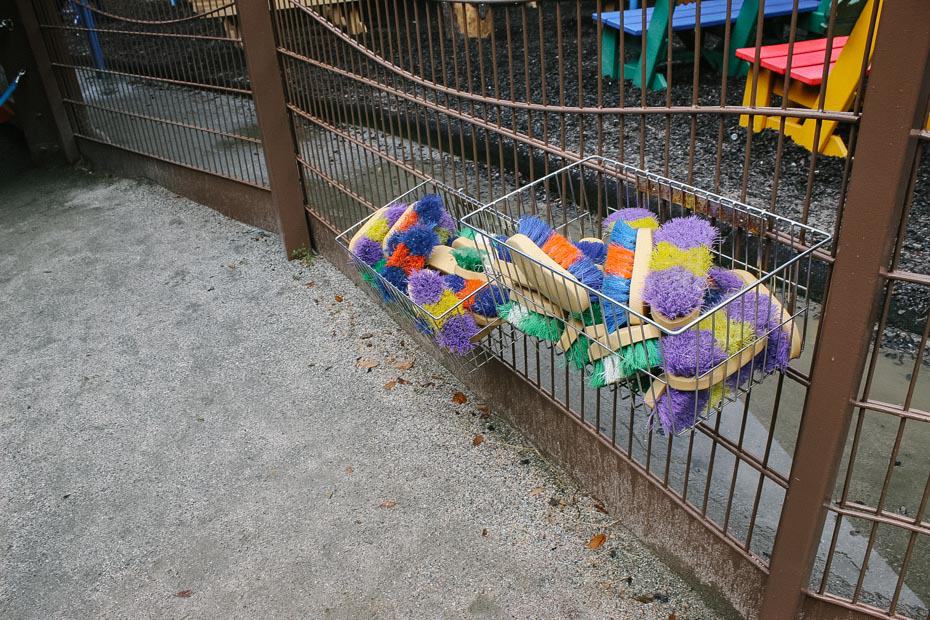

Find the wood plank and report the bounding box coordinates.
[596,0,816,35]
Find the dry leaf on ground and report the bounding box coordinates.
[391,359,414,370]
[452,392,468,405]
[356,358,378,371]
[472,434,485,446]
[379,499,397,509]
[587,533,607,549]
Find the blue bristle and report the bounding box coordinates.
[517,216,555,246]
[415,194,445,226]
[380,265,408,292]
[608,219,638,250]
[493,235,512,262]
[567,260,604,301]
[602,276,631,332]
[472,285,509,317]
[399,224,440,257]
[576,240,607,265]
[443,274,466,293]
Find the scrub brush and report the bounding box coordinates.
[497,300,564,343]
[383,194,447,253]
[379,224,440,292]
[517,216,604,299]
[349,202,408,266]
[407,269,479,355]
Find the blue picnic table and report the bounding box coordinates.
[594,0,820,90]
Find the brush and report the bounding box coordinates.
[407,269,479,354]
[575,212,663,387]
[575,238,608,266]
[349,202,408,266]
[517,216,604,299]
[379,224,440,292]
[383,193,447,253]
[642,216,718,329]
[497,300,564,343]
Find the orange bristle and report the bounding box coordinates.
[386,244,425,273]
[604,245,634,279]
[541,233,581,269]
[457,278,485,309]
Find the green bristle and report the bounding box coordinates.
[362,258,387,287]
[569,302,603,327]
[458,227,476,240]
[520,312,564,342]
[566,334,591,370]
[452,247,484,273]
[496,301,514,319]
[619,339,663,377]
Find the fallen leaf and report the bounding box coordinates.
[593,498,608,514]
[334,294,344,302]
[472,434,485,446]
[481,528,488,537]
[356,358,379,371]
[529,487,545,497]
[175,590,193,598]
[359,332,374,339]
[668,614,678,620]
[305,281,315,288]
[477,404,491,418]
[391,359,414,370]
[420,382,434,388]
[383,380,397,391]
[634,593,655,604]
[379,499,397,509]
[396,377,411,385]
[587,533,607,550]
[452,392,468,405]
[345,466,354,475]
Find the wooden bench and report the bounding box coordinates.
[735,0,920,157]
[594,0,819,91]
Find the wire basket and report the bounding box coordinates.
[335,180,510,371]
[460,156,832,433]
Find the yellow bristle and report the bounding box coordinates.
[366,218,390,243]
[423,289,463,327]
[626,216,659,230]
[698,315,756,355]
[650,241,713,276]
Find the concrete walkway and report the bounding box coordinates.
[0,132,729,618]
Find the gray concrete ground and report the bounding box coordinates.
[0,132,730,618]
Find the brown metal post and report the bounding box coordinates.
[759,4,930,619]
[11,0,79,162]
[236,0,311,256]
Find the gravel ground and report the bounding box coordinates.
[0,129,733,618]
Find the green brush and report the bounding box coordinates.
[588,339,663,389]
[498,301,564,342]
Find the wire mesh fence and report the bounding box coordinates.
[23,0,930,616]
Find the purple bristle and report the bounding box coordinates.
[398,224,440,257]
[353,237,384,266]
[436,313,479,354]
[661,330,728,377]
[603,207,656,232]
[407,269,445,305]
[653,388,710,435]
[576,239,607,265]
[725,292,780,333]
[518,216,555,246]
[415,194,445,226]
[384,203,408,227]
[762,329,792,373]
[704,267,745,308]
[643,266,707,320]
[654,216,719,250]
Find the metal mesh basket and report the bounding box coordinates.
[334,180,510,371]
[460,156,832,433]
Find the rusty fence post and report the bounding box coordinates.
[236,0,311,256]
[11,0,79,162]
[759,4,930,618]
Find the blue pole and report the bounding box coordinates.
[70,1,106,71]
[0,70,25,108]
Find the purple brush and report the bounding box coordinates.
[660,330,728,377]
[603,208,656,233]
[435,313,478,354]
[353,237,385,266]
[653,215,719,250]
[642,267,707,320]
[408,269,445,305]
[652,388,710,435]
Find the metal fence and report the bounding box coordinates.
[18,0,930,617]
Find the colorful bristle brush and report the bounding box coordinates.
[517,216,604,299]
[573,211,662,387]
[383,193,447,253]
[497,300,564,343]
[642,216,718,329]
[407,269,479,355]
[379,224,440,292]
[349,203,408,266]
[644,269,802,433]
